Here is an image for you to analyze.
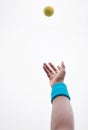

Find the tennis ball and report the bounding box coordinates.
[43,6,54,17]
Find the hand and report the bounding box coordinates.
[43,62,66,87]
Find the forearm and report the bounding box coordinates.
[43,62,74,130]
[51,96,74,130]
[51,83,74,130]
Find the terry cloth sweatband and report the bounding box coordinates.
[51,82,70,103]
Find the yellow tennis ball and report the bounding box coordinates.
[43,6,54,17]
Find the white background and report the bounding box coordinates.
[0,0,88,129]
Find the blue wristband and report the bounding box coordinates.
[51,82,70,103]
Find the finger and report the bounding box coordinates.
[49,62,58,72]
[43,65,51,78]
[43,63,54,74]
[57,65,61,71]
[61,61,65,69]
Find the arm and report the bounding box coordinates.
[43,62,74,130]
[51,96,74,130]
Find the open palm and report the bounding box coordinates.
[43,62,66,87]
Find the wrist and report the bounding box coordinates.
[51,80,64,87]
[51,82,70,103]
[52,81,63,85]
